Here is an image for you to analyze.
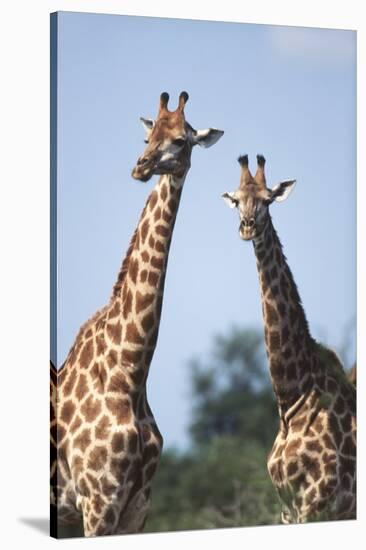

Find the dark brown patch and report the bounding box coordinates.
[78,477,90,497]
[271,285,279,297]
[141,311,155,333]
[161,183,168,201]
[128,258,139,284]
[287,461,298,477]
[96,335,107,356]
[287,362,297,381]
[332,396,345,416]
[341,435,356,457]
[106,397,131,423]
[123,288,133,318]
[63,370,77,397]
[149,190,158,211]
[106,321,122,344]
[111,432,125,454]
[110,457,130,483]
[280,275,289,299]
[135,291,154,314]
[128,430,138,454]
[270,265,278,280]
[61,400,76,424]
[269,331,280,352]
[323,432,335,450]
[126,322,144,345]
[90,361,100,380]
[148,327,159,347]
[104,507,117,526]
[107,349,118,369]
[154,207,162,222]
[80,340,94,368]
[270,359,285,378]
[289,307,298,326]
[74,428,92,452]
[167,197,177,212]
[144,348,155,366]
[142,424,151,443]
[282,346,292,360]
[140,269,148,283]
[262,269,271,286]
[326,377,338,395]
[108,300,120,318]
[307,440,323,453]
[141,250,150,263]
[278,302,286,317]
[143,443,160,463]
[57,424,66,442]
[148,235,155,248]
[155,225,169,238]
[130,368,145,386]
[108,372,130,394]
[155,240,165,254]
[162,209,172,224]
[95,415,110,440]
[140,219,149,244]
[121,348,143,364]
[100,477,118,496]
[81,395,102,423]
[148,271,159,288]
[265,301,279,324]
[302,453,321,481]
[88,446,108,471]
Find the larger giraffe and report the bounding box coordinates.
[222,154,356,523]
[50,91,223,537]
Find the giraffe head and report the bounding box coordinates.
[222,154,296,240]
[132,91,224,182]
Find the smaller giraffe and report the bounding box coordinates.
[222,154,356,523]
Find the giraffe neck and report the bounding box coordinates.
[253,217,314,415]
[107,172,186,387]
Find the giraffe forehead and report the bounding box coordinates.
[152,114,186,140]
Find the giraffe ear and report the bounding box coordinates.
[140,117,154,132]
[270,180,296,203]
[221,191,239,209]
[193,128,224,148]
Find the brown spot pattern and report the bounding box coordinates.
[106,397,131,423]
[80,340,94,368]
[81,395,102,423]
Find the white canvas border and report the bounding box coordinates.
[0,1,364,549]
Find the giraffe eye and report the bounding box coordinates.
[144,139,149,144]
[172,138,185,147]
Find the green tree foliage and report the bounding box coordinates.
[145,326,282,532]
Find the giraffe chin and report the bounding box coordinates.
[131,167,154,182]
[239,228,256,241]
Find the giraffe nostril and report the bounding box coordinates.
[249,218,255,228]
[137,156,149,166]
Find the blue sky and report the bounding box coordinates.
[56,12,356,449]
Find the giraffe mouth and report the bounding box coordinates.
[239,222,256,241]
[131,165,154,182]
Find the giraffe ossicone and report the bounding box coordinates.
[222,154,356,523]
[50,91,224,537]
